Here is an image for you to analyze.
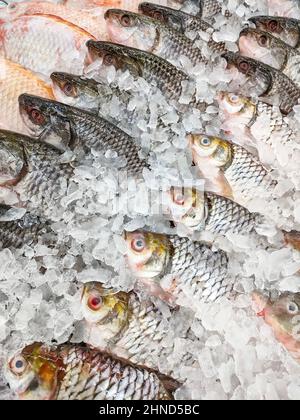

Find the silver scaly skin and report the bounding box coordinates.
[125,230,231,304]
[5,343,179,400]
[18,94,148,177]
[86,40,203,111]
[138,2,227,53]
[105,9,207,67]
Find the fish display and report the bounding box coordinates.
[139,2,227,53]
[239,28,300,88]
[0,58,54,135]
[217,91,295,148]
[253,290,300,362]
[5,342,179,400]
[0,205,51,249]
[86,40,201,109]
[124,230,231,304]
[18,94,148,176]
[222,52,300,114]
[0,1,108,40]
[0,14,95,76]
[249,16,300,49]
[165,187,261,235]
[105,9,207,66]
[189,134,276,204]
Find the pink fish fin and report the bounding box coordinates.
[136,278,177,306]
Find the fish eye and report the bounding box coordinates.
[228,93,240,104]
[121,14,132,27]
[103,53,115,66]
[287,301,299,314]
[172,189,185,206]
[87,294,103,311]
[131,237,145,252]
[258,34,268,47]
[200,137,211,147]
[9,355,27,375]
[29,108,46,126]
[268,20,279,32]
[238,60,250,73]
[63,82,77,97]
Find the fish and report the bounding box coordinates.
[0,205,51,249]
[165,187,261,235]
[253,290,300,362]
[0,1,108,40]
[124,230,231,304]
[189,134,276,205]
[249,16,300,49]
[5,342,179,400]
[239,28,300,88]
[86,40,201,110]
[0,57,54,135]
[266,0,300,19]
[222,51,300,114]
[0,14,95,77]
[18,94,148,176]
[62,0,185,13]
[0,129,74,214]
[138,2,227,53]
[104,9,207,67]
[81,281,189,373]
[217,91,295,148]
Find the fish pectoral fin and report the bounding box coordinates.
[136,278,177,306]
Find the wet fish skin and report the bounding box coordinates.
[105,8,207,66]
[18,94,148,177]
[189,134,276,205]
[239,28,300,88]
[166,187,261,235]
[249,16,300,49]
[0,129,74,214]
[217,91,295,148]
[138,2,227,53]
[222,51,300,114]
[0,205,51,249]
[86,40,200,109]
[5,343,178,400]
[124,230,231,304]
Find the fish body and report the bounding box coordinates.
[189,134,276,205]
[249,16,300,49]
[222,51,300,114]
[217,91,295,147]
[0,205,51,248]
[5,343,178,400]
[62,0,185,12]
[86,40,199,109]
[266,0,300,19]
[124,230,231,304]
[0,1,107,40]
[0,129,74,213]
[139,2,226,53]
[166,187,261,235]
[253,290,300,362]
[0,58,54,135]
[18,94,148,176]
[105,9,207,66]
[0,14,95,77]
[239,28,300,88]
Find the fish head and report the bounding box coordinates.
[222,52,272,97]
[105,9,158,52]
[5,343,61,400]
[166,186,206,230]
[51,72,100,109]
[217,91,256,126]
[19,94,74,151]
[239,28,288,69]
[86,40,143,78]
[249,16,300,48]
[81,281,130,332]
[253,291,300,347]
[139,2,185,32]
[188,133,232,169]
[124,230,171,279]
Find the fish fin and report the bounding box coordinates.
[283,230,300,251]
[136,278,177,306]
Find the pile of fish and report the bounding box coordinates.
[1,0,300,400]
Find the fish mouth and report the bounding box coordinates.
[252,290,270,318]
